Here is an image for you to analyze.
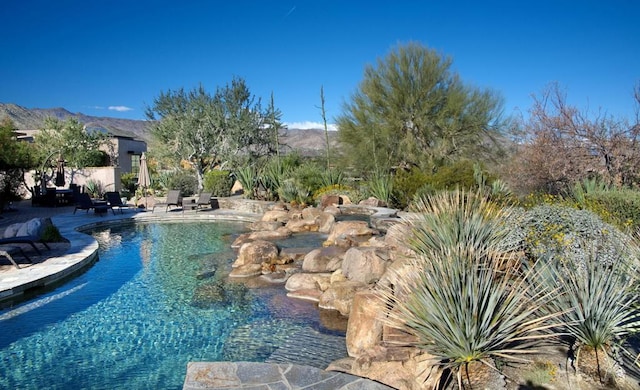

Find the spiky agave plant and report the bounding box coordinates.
[537,239,640,384]
[380,190,563,388]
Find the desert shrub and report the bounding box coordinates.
[167,170,197,197]
[518,204,635,269]
[291,162,324,196]
[120,172,137,194]
[203,170,233,197]
[392,167,429,209]
[426,160,479,191]
[312,184,363,205]
[381,190,562,387]
[581,190,640,231]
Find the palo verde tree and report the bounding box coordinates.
[146,77,283,190]
[337,42,507,174]
[35,117,109,186]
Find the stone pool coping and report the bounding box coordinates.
[183,362,395,390]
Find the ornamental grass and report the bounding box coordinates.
[380,190,564,389]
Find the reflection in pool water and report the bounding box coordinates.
[0,222,344,390]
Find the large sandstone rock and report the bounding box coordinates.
[302,246,346,273]
[345,290,386,357]
[359,197,387,207]
[323,221,379,248]
[248,227,292,241]
[231,227,292,248]
[317,212,335,233]
[342,247,389,284]
[248,221,283,231]
[231,240,279,278]
[261,209,290,223]
[284,272,332,292]
[285,218,319,233]
[318,280,365,316]
[319,195,342,209]
[328,352,441,390]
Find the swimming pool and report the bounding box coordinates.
[0,221,346,389]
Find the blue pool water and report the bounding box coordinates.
[0,222,341,389]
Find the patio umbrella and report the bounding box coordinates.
[137,153,151,208]
[54,155,65,187]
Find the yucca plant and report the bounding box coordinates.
[380,190,563,389]
[535,240,640,384]
[320,168,345,188]
[366,170,393,206]
[234,165,258,199]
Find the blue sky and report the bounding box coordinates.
[1,1,638,129]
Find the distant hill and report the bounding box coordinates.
[0,103,338,156]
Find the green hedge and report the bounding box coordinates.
[203,170,234,197]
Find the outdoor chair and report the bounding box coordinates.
[182,192,213,213]
[152,190,183,213]
[105,192,131,214]
[73,193,109,215]
[0,245,32,269]
[0,235,50,255]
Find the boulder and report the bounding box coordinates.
[278,247,314,263]
[318,280,365,316]
[317,212,335,233]
[229,263,263,278]
[328,352,440,390]
[285,218,319,233]
[342,247,389,285]
[301,206,323,220]
[302,246,347,273]
[232,240,279,269]
[248,221,283,231]
[323,221,379,248]
[322,205,341,216]
[261,209,290,223]
[359,197,387,207]
[319,195,342,209]
[284,272,332,292]
[248,227,292,241]
[345,290,386,357]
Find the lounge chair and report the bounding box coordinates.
[0,245,32,269]
[73,193,109,215]
[182,192,213,212]
[105,192,131,214]
[152,190,182,212]
[0,236,50,255]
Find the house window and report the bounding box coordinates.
[131,154,140,177]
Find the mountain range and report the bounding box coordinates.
[0,103,338,156]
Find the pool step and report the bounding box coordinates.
[266,328,347,369]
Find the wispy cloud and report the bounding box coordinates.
[284,5,296,19]
[108,105,133,112]
[286,121,338,131]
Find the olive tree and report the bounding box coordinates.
[35,117,108,186]
[337,42,507,174]
[146,77,283,190]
